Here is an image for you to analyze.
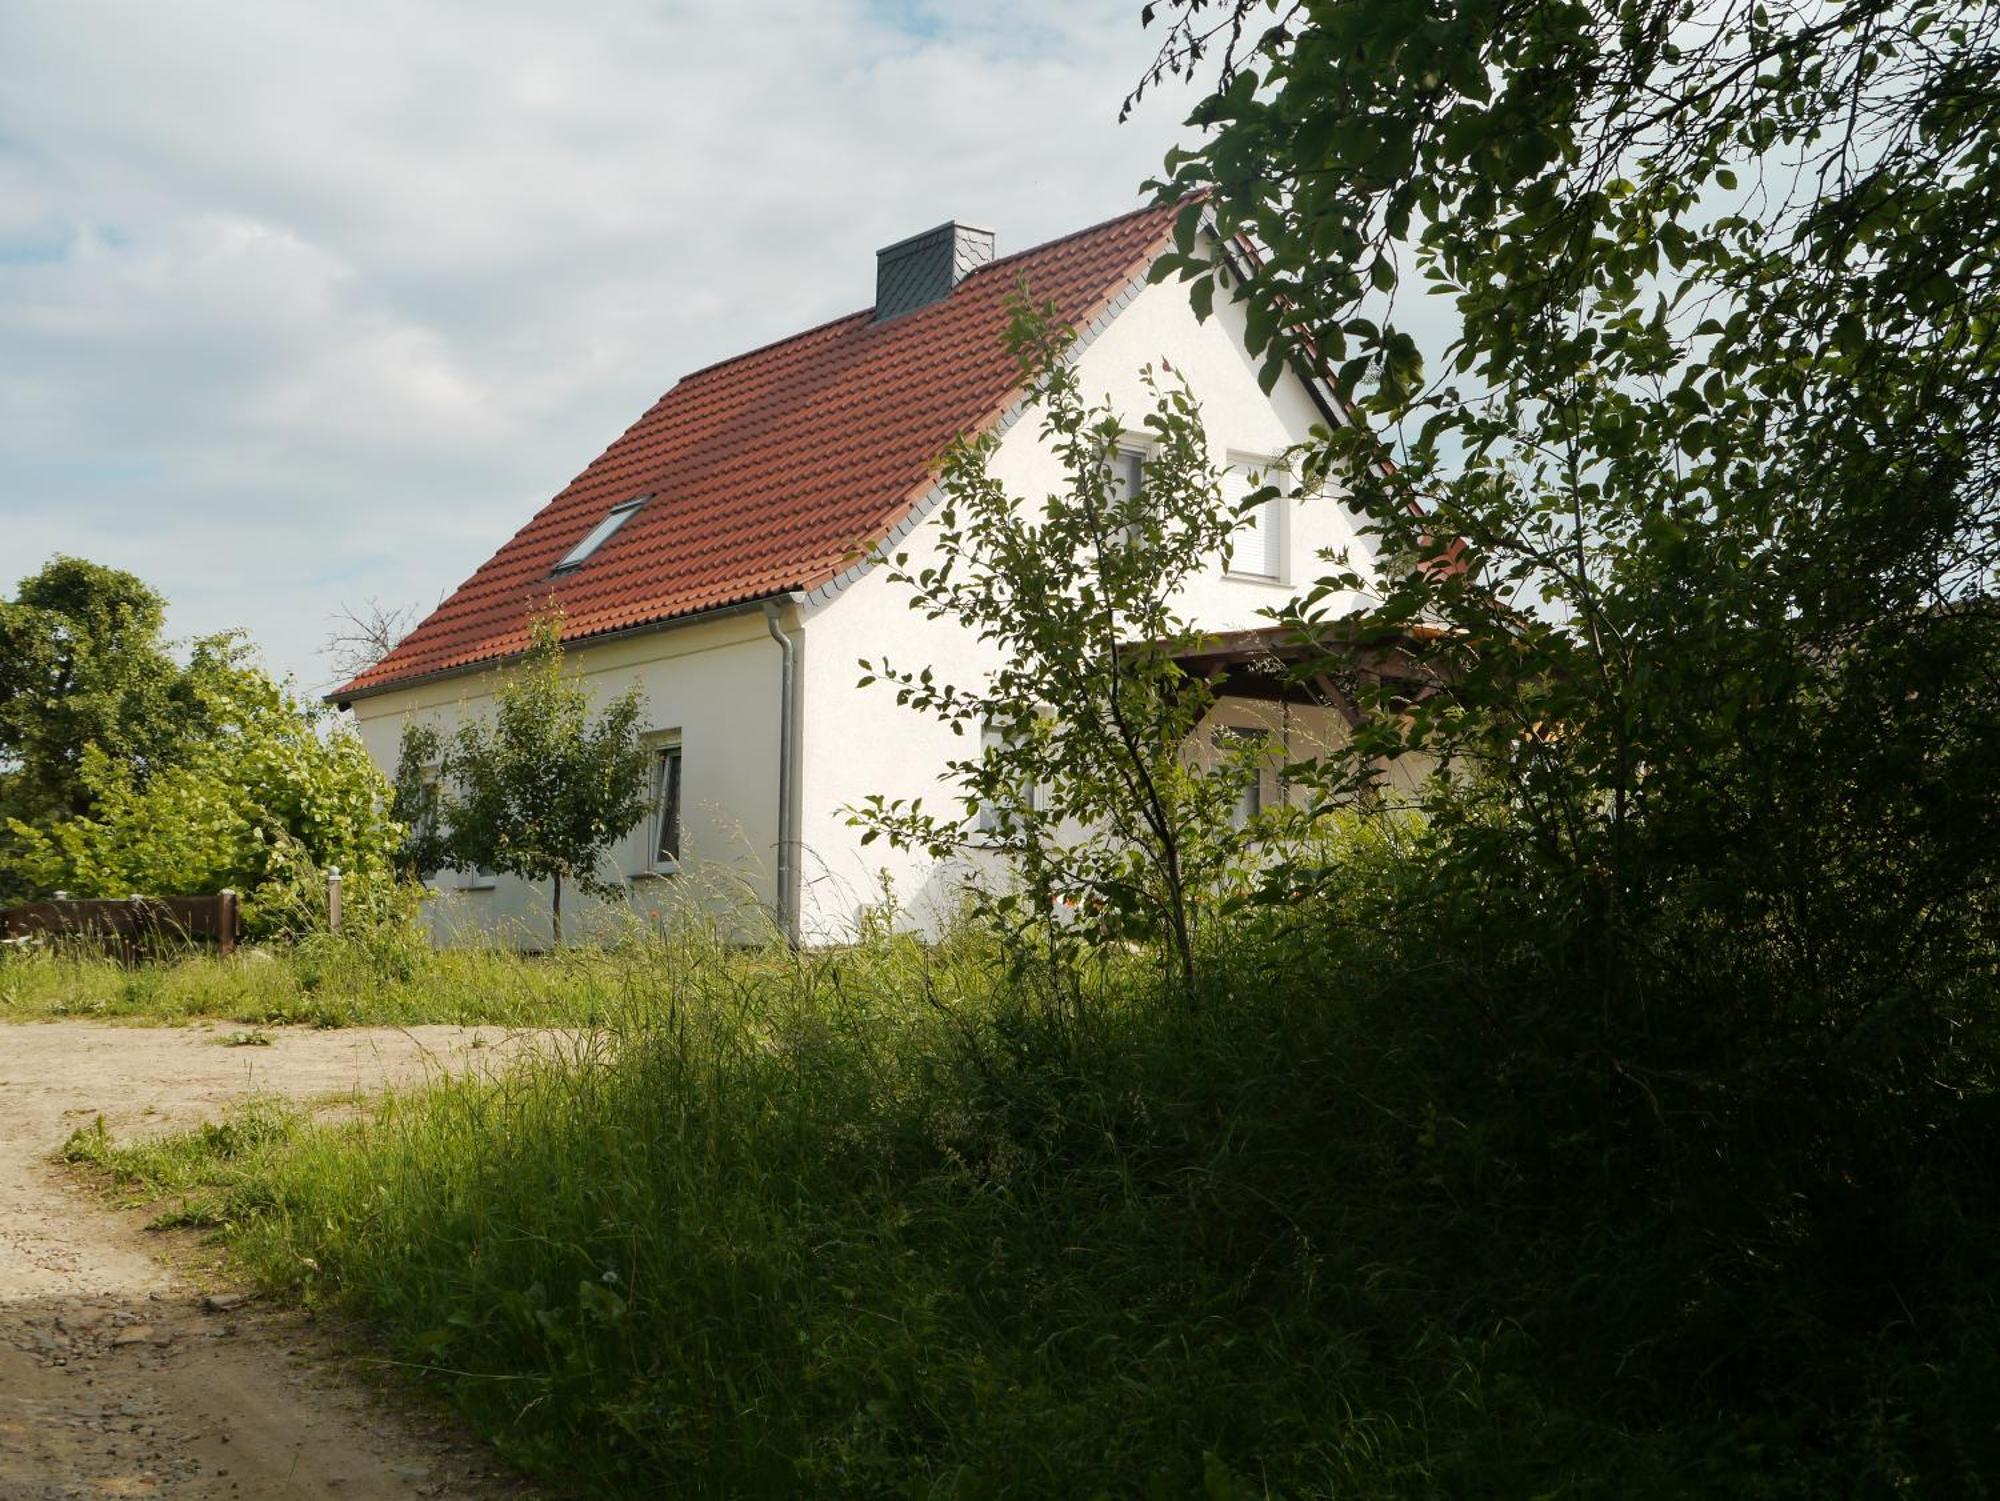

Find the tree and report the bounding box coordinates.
[1119,6,2000,1474]
[0,557,214,828]
[5,635,402,927]
[323,597,425,686]
[852,291,1268,1000]
[1,556,403,918]
[406,617,653,947]
[1140,0,2000,1066]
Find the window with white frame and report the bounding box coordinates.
[406,763,491,886]
[1108,445,1146,547]
[650,740,683,871]
[1223,460,1285,582]
[976,723,1007,834]
[411,765,446,881]
[976,722,1046,834]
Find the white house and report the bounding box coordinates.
[331,201,1406,945]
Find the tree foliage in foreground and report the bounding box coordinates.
[1124,0,2000,1482]
[394,617,652,947]
[1144,0,2000,1088]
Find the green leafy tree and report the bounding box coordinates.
[1144,0,2000,1063]
[6,650,401,928]
[409,617,653,947]
[0,556,216,830]
[852,292,1267,1000]
[1132,4,2000,1473]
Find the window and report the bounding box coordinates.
[412,765,446,880]
[1108,446,1146,547]
[975,723,1045,834]
[1224,462,1285,581]
[1217,726,1267,829]
[553,495,648,574]
[414,763,492,887]
[651,742,683,870]
[977,724,1007,834]
[1110,447,1145,503]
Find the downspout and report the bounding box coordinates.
[763,598,802,946]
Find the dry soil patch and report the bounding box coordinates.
[0,1021,545,1499]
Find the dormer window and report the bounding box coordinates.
[553,495,648,574]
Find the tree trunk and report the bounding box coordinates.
[551,872,563,949]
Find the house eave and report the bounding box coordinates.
[326,591,808,710]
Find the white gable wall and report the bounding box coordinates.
[793,269,1377,940]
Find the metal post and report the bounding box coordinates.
[326,867,343,936]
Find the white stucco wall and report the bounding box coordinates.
[346,609,788,948]
[792,267,1379,941]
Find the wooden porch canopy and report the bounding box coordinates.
[1166,623,1453,728]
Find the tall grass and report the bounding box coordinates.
[66,865,2000,1495]
[85,924,1528,1494]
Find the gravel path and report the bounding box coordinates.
[0,1021,544,1499]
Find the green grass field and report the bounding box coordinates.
[0,928,791,1028]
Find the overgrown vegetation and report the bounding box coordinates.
[70,848,2000,1495]
[0,556,402,927]
[32,1,2000,1493]
[0,929,728,1029]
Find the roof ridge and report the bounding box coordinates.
[966,195,1189,283]
[671,306,874,386]
[667,197,1189,389]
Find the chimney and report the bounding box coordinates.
[874,221,995,320]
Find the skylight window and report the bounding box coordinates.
[553,496,648,573]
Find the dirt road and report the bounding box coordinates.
[0,1022,541,1499]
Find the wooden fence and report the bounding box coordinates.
[0,891,242,960]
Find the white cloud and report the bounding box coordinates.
[0,0,1194,690]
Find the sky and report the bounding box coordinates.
[0,0,1193,693]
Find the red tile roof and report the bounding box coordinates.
[335,200,1187,701]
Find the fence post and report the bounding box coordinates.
[326,867,343,936]
[216,889,239,957]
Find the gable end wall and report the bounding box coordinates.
[793,265,1374,940]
